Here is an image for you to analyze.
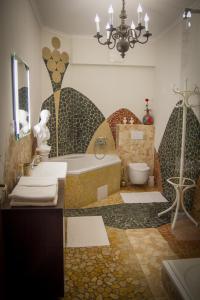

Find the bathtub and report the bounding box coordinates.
[50,154,121,175]
[162,258,200,300]
[50,154,121,208]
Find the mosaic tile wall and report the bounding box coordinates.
[116,124,155,182]
[158,104,200,209]
[107,108,141,144]
[42,87,105,156]
[4,133,33,192]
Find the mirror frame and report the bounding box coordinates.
[11,54,31,140]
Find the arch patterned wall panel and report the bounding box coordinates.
[158,104,200,209]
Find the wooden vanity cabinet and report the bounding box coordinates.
[1,188,65,299]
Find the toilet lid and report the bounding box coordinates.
[129,163,150,171]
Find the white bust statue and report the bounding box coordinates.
[18,109,29,137]
[33,109,51,151]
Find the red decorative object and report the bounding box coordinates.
[143,98,154,125]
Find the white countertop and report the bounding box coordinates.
[30,162,67,180]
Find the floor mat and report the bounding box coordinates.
[120,192,168,204]
[66,216,110,247]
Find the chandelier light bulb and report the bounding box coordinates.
[106,23,110,39]
[95,14,100,32]
[108,5,114,14]
[137,4,143,13]
[186,11,192,18]
[95,14,100,23]
[137,4,143,24]
[131,21,136,37]
[108,5,114,25]
[106,23,110,30]
[144,13,149,31]
[183,11,186,18]
[131,21,135,29]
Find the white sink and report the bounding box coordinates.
[30,162,67,181]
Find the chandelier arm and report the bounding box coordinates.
[137,36,149,44]
[97,37,110,46]
[112,30,123,40]
[134,29,142,40]
[128,36,136,48]
[129,42,135,49]
[108,39,116,49]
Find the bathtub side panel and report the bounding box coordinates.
[65,163,121,208]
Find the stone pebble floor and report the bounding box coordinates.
[64,227,155,300]
[64,202,171,229]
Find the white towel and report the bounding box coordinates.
[9,184,58,202]
[10,195,58,207]
[18,176,57,187]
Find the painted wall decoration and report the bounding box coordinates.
[159,104,200,209]
[42,37,104,156]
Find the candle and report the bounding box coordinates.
[106,23,110,39]
[137,4,143,24]
[95,14,100,33]
[131,21,135,37]
[144,13,149,31]
[108,5,114,25]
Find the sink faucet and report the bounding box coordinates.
[31,155,41,169]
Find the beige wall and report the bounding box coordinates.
[0,0,41,182]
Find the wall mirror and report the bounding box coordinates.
[11,54,31,139]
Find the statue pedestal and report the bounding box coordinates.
[36,147,51,162]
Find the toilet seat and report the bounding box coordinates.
[128,162,150,185]
[129,163,150,171]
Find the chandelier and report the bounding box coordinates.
[94,0,152,58]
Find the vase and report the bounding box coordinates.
[143,111,154,125]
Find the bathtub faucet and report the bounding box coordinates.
[95,137,107,146]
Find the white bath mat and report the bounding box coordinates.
[120,192,168,204]
[66,216,110,248]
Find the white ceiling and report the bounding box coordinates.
[32,0,197,38]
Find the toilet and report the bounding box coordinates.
[128,162,150,185]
